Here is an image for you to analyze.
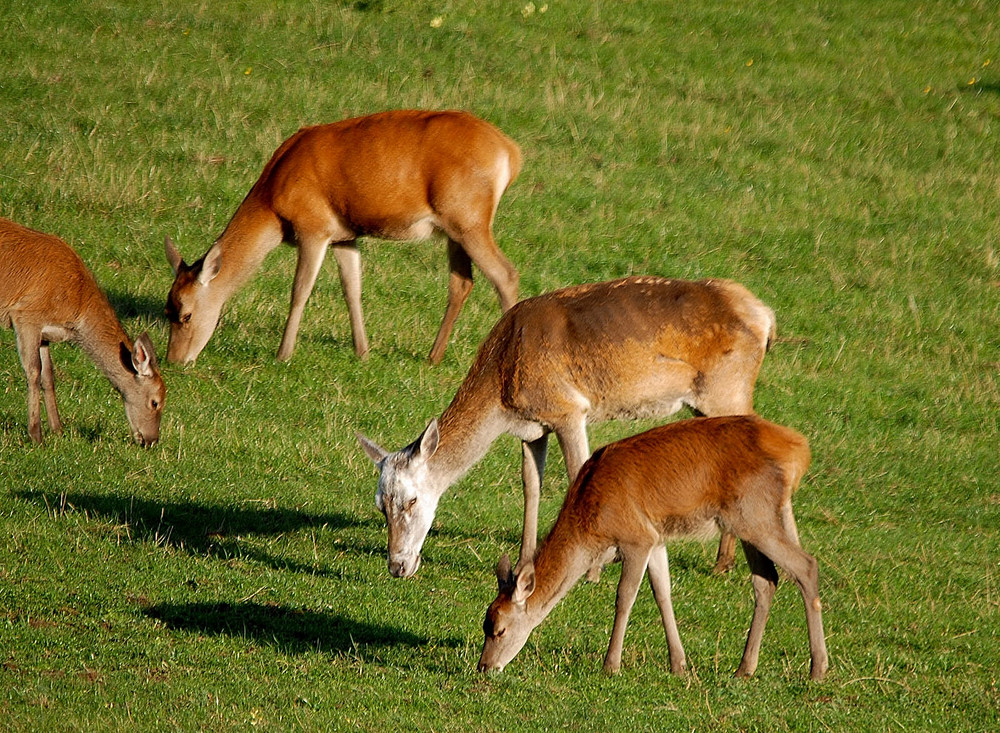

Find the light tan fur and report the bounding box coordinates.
[479,415,828,681]
[358,276,775,577]
[164,109,522,365]
[0,218,166,445]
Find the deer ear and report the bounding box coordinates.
[132,332,159,377]
[496,554,513,589]
[419,419,440,458]
[357,433,389,464]
[165,235,184,275]
[496,554,521,595]
[199,243,223,285]
[512,562,536,604]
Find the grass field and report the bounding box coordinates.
[1,0,998,730]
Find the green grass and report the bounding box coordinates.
[1,0,998,729]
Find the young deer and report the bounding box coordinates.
[357,276,775,578]
[164,109,522,366]
[478,415,828,681]
[0,218,166,446]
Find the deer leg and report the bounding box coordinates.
[555,417,591,481]
[455,226,519,312]
[556,421,612,581]
[330,243,369,360]
[278,237,331,361]
[604,545,651,674]
[518,434,549,567]
[694,367,759,575]
[646,543,686,675]
[735,540,778,678]
[713,532,738,574]
[428,240,474,365]
[14,326,44,443]
[740,525,829,680]
[39,342,62,435]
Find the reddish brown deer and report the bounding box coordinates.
[478,415,828,681]
[164,109,522,365]
[357,276,775,578]
[1,218,166,446]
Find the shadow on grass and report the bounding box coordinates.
[13,489,385,573]
[106,289,167,324]
[144,601,435,656]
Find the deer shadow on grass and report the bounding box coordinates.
[143,601,438,657]
[106,290,167,325]
[13,489,385,575]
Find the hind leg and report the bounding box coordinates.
[428,240,474,365]
[453,225,519,311]
[741,528,829,680]
[735,541,778,677]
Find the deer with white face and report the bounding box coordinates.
[357,276,776,578]
[478,415,828,681]
[0,217,166,446]
[164,109,522,366]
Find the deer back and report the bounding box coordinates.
[262,110,522,236]
[560,415,811,542]
[1,218,104,327]
[475,277,774,424]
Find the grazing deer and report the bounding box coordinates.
[164,109,522,365]
[0,217,166,446]
[478,415,828,681]
[357,276,775,578]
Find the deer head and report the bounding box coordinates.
[117,332,166,447]
[478,554,539,672]
[357,421,445,578]
[164,236,225,365]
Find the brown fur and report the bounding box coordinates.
[0,217,166,445]
[358,276,775,578]
[479,415,828,680]
[165,109,522,365]
[441,276,774,571]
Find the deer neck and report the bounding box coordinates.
[429,380,508,492]
[75,295,137,397]
[525,523,595,622]
[210,194,285,295]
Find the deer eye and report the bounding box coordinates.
[403,497,418,512]
[180,313,192,325]
[150,399,160,410]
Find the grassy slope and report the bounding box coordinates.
[1,0,998,729]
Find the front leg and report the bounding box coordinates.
[646,543,686,674]
[331,243,369,360]
[518,434,549,567]
[278,236,332,361]
[604,545,652,674]
[14,325,44,443]
[555,417,591,480]
[39,342,63,435]
[556,419,609,580]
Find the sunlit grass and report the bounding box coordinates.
[1,0,998,730]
